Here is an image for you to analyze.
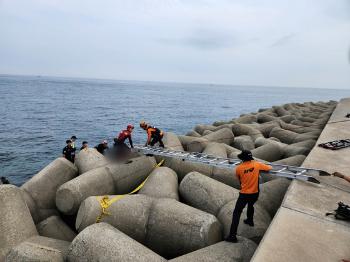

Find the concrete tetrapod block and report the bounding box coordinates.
[283,144,310,158]
[21,157,78,223]
[36,215,76,242]
[202,130,213,136]
[75,195,222,258]
[232,135,255,151]
[269,127,298,144]
[6,236,70,262]
[179,172,271,243]
[202,128,235,145]
[74,148,108,175]
[257,113,276,123]
[279,114,296,123]
[255,121,281,137]
[254,137,287,149]
[178,135,208,152]
[163,132,184,151]
[203,142,228,158]
[194,124,217,135]
[291,139,316,150]
[147,198,222,258]
[160,156,240,189]
[258,178,291,217]
[68,223,166,262]
[185,130,201,137]
[272,105,290,116]
[234,114,257,124]
[223,144,242,158]
[169,239,257,262]
[273,155,306,166]
[139,166,179,200]
[179,172,238,215]
[0,185,38,260]
[218,200,271,244]
[56,156,156,215]
[251,143,284,162]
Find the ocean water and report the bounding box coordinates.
[1,75,349,185]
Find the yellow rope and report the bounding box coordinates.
[95,159,165,223]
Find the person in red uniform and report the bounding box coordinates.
[140,121,164,147]
[225,150,272,243]
[114,125,134,155]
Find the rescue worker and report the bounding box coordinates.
[333,171,350,184]
[114,125,134,155]
[62,139,76,163]
[80,141,88,150]
[225,150,272,243]
[140,121,164,148]
[71,136,77,149]
[95,140,109,155]
[0,176,10,185]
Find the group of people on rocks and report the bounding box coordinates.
[62,121,165,163]
[59,123,350,245]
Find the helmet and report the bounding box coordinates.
[140,121,147,128]
[102,140,108,144]
[127,124,134,130]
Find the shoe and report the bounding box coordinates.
[244,219,254,227]
[224,235,238,243]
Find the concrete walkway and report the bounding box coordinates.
[252,98,350,262]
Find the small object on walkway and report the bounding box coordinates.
[345,113,350,118]
[326,202,350,221]
[318,139,350,150]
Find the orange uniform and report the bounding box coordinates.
[236,160,272,194]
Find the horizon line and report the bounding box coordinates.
[0,72,349,91]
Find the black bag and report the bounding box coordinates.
[326,202,350,220]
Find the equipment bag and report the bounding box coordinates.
[326,202,350,221]
[318,139,350,150]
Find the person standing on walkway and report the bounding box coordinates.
[225,150,272,243]
[140,121,165,148]
[332,172,350,184]
[62,139,76,163]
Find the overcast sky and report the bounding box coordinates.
[0,0,349,89]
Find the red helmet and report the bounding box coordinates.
[127,124,134,130]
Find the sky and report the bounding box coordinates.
[0,0,349,89]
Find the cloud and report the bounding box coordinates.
[158,28,237,50]
[270,33,296,47]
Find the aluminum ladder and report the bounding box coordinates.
[134,145,329,184]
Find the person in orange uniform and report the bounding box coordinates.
[140,121,164,148]
[225,150,272,243]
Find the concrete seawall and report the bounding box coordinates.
[252,98,350,262]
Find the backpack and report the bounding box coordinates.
[326,202,350,221]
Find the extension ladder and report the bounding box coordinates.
[134,145,328,184]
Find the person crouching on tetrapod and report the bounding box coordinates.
[140,121,164,148]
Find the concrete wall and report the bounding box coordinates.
[252,98,350,262]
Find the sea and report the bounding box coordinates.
[1,74,349,186]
